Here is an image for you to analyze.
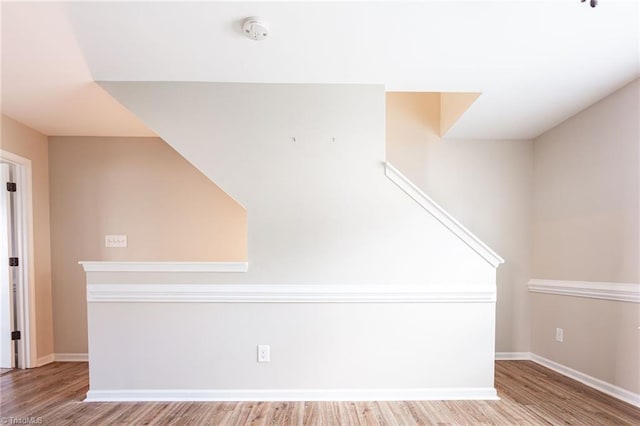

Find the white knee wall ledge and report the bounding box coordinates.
[80,261,249,273]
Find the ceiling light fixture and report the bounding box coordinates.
[242,17,269,41]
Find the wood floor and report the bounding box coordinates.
[1,361,639,425]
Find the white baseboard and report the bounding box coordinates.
[85,387,499,402]
[54,353,88,362]
[495,352,531,360]
[36,353,55,367]
[82,353,638,406]
[530,354,640,408]
[496,352,640,408]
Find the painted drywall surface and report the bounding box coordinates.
[99,83,495,286]
[88,300,496,391]
[533,78,639,283]
[48,137,246,353]
[531,79,640,394]
[0,115,54,360]
[386,93,533,353]
[531,293,639,394]
[440,92,480,137]
[87,83,497,394]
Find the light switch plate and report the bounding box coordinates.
[105,234,127,248]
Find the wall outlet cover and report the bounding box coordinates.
[257,345,270,363]
[105,234,127,248]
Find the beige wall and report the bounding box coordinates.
[531,293,639,394]
[531,79,640,394]
[48,137,247,353]
[386,93,534,353]
[0,114,54,360]
[533,79,639,283]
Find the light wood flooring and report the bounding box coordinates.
[1,361,639,425]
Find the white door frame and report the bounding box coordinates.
[0,149,36,368]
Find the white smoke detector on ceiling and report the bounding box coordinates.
[242,17,269,41]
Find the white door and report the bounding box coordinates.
[0,162,15,368]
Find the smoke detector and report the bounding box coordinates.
[242,17,269,41]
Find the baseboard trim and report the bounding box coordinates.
[54,353,88,362]
[530,354,640,408]
[495,352,531,360]
[85,387,499,402]
[36,353,55,367]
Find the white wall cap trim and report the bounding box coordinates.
[79,261,248,273]
[86,283,496,303]
[530,353,640,408]
[85,387,498,402]
[528,279,640,303]
[385,163,504,268]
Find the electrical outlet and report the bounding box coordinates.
[555,327,564,343]
[105,234,127,248]
[257,345,270,363]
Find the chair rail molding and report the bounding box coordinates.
[384,162,504,268]
[86,283,496,304]
[528,279,640,303]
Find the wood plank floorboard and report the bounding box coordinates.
[1,361,639,425]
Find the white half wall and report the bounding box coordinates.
[83,274,497,401]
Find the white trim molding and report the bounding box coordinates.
[85,387,498,402]
[36,353,55,367]
[54,353,89,362]
[79,261,248,273]
[495,352,531,361]
[86,283,496,304]
[385,163,504,268]
[528,279,640,303]
[530,354,640,408]
[1,149,36,369]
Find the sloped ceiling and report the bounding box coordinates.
[1,1,638,139]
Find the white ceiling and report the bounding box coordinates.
[1,1,638,139]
